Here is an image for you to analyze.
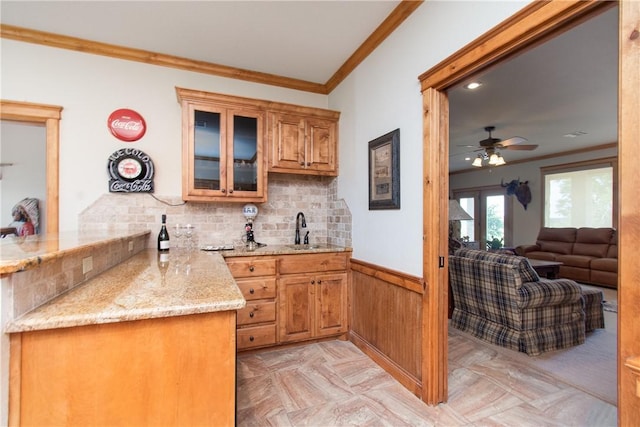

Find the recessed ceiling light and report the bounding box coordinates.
[464,82,482,90]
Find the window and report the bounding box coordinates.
[454,186,513,250]
[542,158,617,228]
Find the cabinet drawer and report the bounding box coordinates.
[237,324,277,350]
[237,301,276,326]
[278,253,348,275]
[236,278,277,301]
[226,258,276,278]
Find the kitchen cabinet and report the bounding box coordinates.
[176,88,267,203]
[226,256,278,350]
[268,110,339,176]
[278,252,349,343]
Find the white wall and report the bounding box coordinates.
[0,121,47,233]
[449,146,618,247]
[329,1,530,276]
[0,40,329,232]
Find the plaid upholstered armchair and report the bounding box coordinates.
[449,248,586,356]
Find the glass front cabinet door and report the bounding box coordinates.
[178,88,267,202]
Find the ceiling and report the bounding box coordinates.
[1,2,618,173]
[0,1,402,86]
[448,6,618,172]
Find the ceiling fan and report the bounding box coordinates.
[470,126,538,167]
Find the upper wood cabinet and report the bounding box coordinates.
[176,88,267,203]
[268,109,339,176]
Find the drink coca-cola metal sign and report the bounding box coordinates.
[107,108,146,142]
[108,148,154,193]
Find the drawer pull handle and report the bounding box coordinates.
[249,266,255,272]
[249,336,254,341]
[249,288,255,294]
[249,312,255,318]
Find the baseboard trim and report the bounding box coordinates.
[349,331,422,397]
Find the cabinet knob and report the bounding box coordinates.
[311,280,315,285]
[249,336,254,342]
[300,162,305,166]
[249,266,255,272]
[249,312,255,318]
[229,189,234,194]
[221,189,226,193]
[249,288,255,294]
[306,162,311,166]
[318,280,322,284]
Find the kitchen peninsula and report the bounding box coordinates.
[2,232,245,426]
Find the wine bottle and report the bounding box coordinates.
[158,214,170,251]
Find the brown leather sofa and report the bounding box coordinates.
[515,227,617,288]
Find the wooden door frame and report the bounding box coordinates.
[418,2,639,418]
[1,100,62,234]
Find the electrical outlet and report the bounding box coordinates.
[128,241,134,252]
[82,256,93,274]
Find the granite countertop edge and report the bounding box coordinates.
[5,242,351,334]
[0,230,151,275]
[5,249,246,333]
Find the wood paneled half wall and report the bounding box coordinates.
[349,259,425,396]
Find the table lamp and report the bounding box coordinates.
[449,199,473,254]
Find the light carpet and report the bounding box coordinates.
[453,287,617,406]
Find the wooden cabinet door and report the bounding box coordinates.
[307,117,337,174]
[177,88,267,203]
[278,275,313,343]
[269,112,306,171]
[314,272,348,337]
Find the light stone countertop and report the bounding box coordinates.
[5,249,245,333]
[217,243,351,258]
[0,230,151,274]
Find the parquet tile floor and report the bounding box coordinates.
[237,336,617,426]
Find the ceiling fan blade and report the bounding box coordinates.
[497,136,528,147]
[503,144,539,151]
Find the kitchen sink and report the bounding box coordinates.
[287,244,326,251]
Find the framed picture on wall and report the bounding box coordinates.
[368,128,400,210]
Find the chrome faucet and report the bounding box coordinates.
[295,212,307,244]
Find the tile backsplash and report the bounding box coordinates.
[79,174,352,248]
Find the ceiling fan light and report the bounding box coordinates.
[488,153,500,165]
[472,157,483,167]
[495,155,506,166]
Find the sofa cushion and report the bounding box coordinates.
[556,254,594,268]
[573,242,608,257]
[539,240,574,255]
[591,257,617,273]
[535,227,576,255]
[537,227,577,243]
[576,227,614,244]
[517,279,582,309]
[526,251,560,262]
[454,248,540,283]
[573,228,613,257]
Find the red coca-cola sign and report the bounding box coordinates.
[107,109,146,142]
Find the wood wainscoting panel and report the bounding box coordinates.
[349,259,424,396]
